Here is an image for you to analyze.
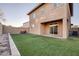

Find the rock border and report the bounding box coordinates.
[8,33,20,56]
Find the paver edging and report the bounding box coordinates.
[8,33,20,56]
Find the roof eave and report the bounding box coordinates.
[27,3,45,15]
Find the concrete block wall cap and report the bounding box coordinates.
[8,33,21,56]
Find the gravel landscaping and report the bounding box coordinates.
[0,34,11,56]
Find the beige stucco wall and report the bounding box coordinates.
[29,3,71,38]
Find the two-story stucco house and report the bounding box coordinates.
[27,3,73,39]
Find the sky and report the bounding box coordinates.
[71,3,79,26]
[0,3,38,27]
[0,3,79,27]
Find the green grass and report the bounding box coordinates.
[11,34,79,56]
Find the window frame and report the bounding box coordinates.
[53,3,65,8]
[31,13,36,19]
[49,24,58,35]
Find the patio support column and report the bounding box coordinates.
[62,18,69,39]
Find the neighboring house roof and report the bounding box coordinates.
[23,21,29,28]
[71,25,79,28]
[27,3,45,15]
[23,22,28,24]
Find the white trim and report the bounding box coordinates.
[49,24,58,27]
[8,33,20,56]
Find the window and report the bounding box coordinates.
[40,8,45,14]
[50,25,58,34]
[37,8,46,18]
[54,3,64,7]
[57,3,64,7]
[32,24,35,28]
[32,13,36,19]
[53,3,57,7]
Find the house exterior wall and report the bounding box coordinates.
[28,3,72,38]
[40,20,63,37]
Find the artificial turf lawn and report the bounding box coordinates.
[11,34,79,56]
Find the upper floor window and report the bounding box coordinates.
[32,13,36,19]
[36,8,46,18]
[40,8,46,14]
[54,3,65,7]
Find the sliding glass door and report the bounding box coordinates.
[50,25,58,35]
